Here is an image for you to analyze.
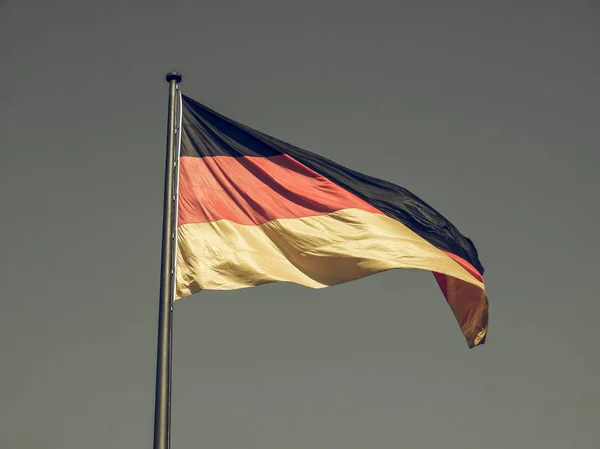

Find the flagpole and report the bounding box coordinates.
[153,71,182,449]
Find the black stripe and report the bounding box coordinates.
[182,96,279,157]
[182,95,484,276]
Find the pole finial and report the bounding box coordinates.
[166,72,182,84]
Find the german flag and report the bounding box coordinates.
[176,95,488,348]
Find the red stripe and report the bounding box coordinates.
[178,155,381,226]
[433,252,484,305]
[441,252,484,283]
[433,272,448,297]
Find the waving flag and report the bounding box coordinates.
[175,94,488,348]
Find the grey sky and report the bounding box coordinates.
[1,0,599,448]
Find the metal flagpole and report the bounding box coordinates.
[153,71,182,449]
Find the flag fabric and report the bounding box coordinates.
[175,94,488,348]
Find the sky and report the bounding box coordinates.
[1,0,599,448]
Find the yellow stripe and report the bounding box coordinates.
[175,208,487,347]
[175,208,484,296]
